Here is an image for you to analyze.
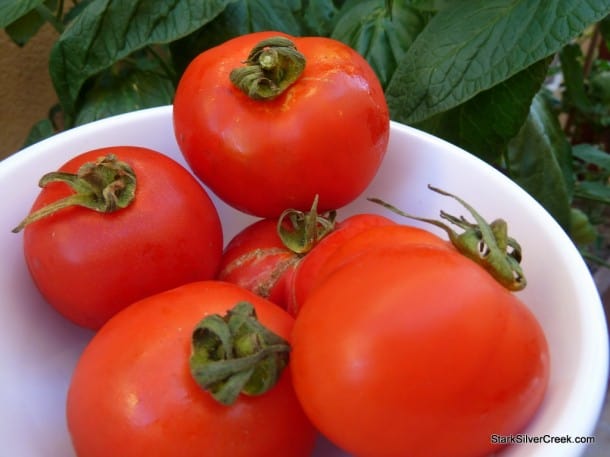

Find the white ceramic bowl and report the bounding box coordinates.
[0,105,607,457]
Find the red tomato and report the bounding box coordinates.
[67,280,317,457]
[219,212,395,314]
[173,31,390,217]
[18,146,223,329]
[217,218,300,309]
[291,245,549,457]
[287,213,396,313]
[297,223,453,308]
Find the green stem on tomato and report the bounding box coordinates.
[276,194,337,254]
[12,154,136,233]
[190,301,291,406]
[368,185,527,292]
[229,36,306,100]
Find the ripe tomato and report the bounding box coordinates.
[173,31,390,217]
[67,280,317,457]
[291,245,549,457]
[287,213,397,313]
[16,146,223,329]
[296,223,454,309]
[217,218,300,309]
[219,211,395,314]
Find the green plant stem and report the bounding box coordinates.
[56,0,65,21]
[35,4,65,34]
[564,24,601,137]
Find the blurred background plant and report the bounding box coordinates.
[2,0,610,269]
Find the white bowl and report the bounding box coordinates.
[0,105,607,457]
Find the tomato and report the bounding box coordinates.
[296,223,453,308]
[217,218,300,309]
[291,245,549,457]
[67,280,317,457]
[219,211,395,314]
[16,147,223,329]
[287,213,397,313]
[173,31,390,217]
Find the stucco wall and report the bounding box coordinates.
[0,25,59,160]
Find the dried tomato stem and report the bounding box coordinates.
[189,302,290,406]
[229,36,306,100]
[12,154,136,233]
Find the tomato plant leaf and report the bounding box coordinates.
[574,180,610,204]
[0,0,45,29]
[171,0,305,79]
[406,0,454,11]
[573,143,610,171]
[298,0,341,36]
[415,58,551,163]
[49,0,231,119]
[74,62,174,126]
[505,92,573,229]
[208,0,303,36]
[5,11,44,47]
[386,0,610,124]
[23,118,56,148]
[3,0,58,46]
[331,0,428,88]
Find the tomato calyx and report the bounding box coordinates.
[12,154,136,233]
[189,301,291,406]
[229,36,306,100]
[277,194,337,254]
[369,185,526,291]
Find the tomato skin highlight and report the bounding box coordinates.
[173,31,390,217]
[291,245,550,457]
[21,146,223,330]
[67,281,317,457]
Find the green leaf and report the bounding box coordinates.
[49,0,230,119]
[386,0,610,124]
[506,91,574,229]
[22,117,56,149]
[574,180,610,203]
[299,0,341,36]
[4,8,45,46]
[0,0,44,29]
[573,143,610,171]
[212,0,302,35]
[406,0,454,11]
[73,61,174,126]
[331,0,428,88]
[170,0,305,77]
[415,57,551,163]
[4,0,58,46]
[63,0,96,24]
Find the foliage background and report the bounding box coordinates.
[2,0,610,266]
